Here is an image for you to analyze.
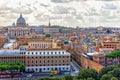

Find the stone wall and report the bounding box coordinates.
[65,46,103,72]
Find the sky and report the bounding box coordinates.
[0,0,120,27]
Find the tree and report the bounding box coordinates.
[78,69,98,80]
[100,74,113,80]
[111,77,118,80]
[64,75,73,80]
[45,34,51,37]
[110,68,120,80]
[105,50,120,65]
[106,50,120,58]
[87,78,95,80]
[99,65,118,77]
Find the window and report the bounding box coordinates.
[28,69,29,71]
[51,52,53,54]
[66,60,69,62]
[55,52,57,54]
[51,60,53,63]
[59,52,60,54]
[59,68,61,70]
[51,68,53,70]
[39,52,41,54]
[36,68,37,71]
[48,60,49,63]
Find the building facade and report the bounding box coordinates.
[8,14,35,39]
[0,37,71,72]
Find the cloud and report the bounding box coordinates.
[50,5,77,15]
[103,3,117,10]
[11,7,33,14]
[51,0,73,3]
[75,14,83,19]
[51,6,69,14]
[40,3,50,7]
[0,0,120,27]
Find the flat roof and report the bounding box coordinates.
[0,49,70,56]
[86,52,103,56]
[0,50,20,56]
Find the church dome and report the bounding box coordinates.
[17,14,26,24]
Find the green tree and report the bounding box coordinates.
[64,75,73,80]
[99,65,118,77]
[45,34,51,37]
[78,69,98,80]
[87,78,95,80]
[111,77,118,80]
[100,74,113,80]
[110,68,120,80]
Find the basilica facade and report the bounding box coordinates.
[8,14,35,39]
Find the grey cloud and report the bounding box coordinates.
[51,0,73,3]
[11,8,33,14]
[51,6,76,15]
[100,9,111,16]
[34,13,44,21]
[0,5,12,15]
[0,2,33,16]
[51,6,69,14]
[63,16,80,27]
[0,5,16,19]
[40,3,50,7]
[35,14,63,21]
[75,14,83,19]
[83,8,100,16]
[51,0,86,3]
[103,3,117,10]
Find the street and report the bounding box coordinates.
[70,60,82,76]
